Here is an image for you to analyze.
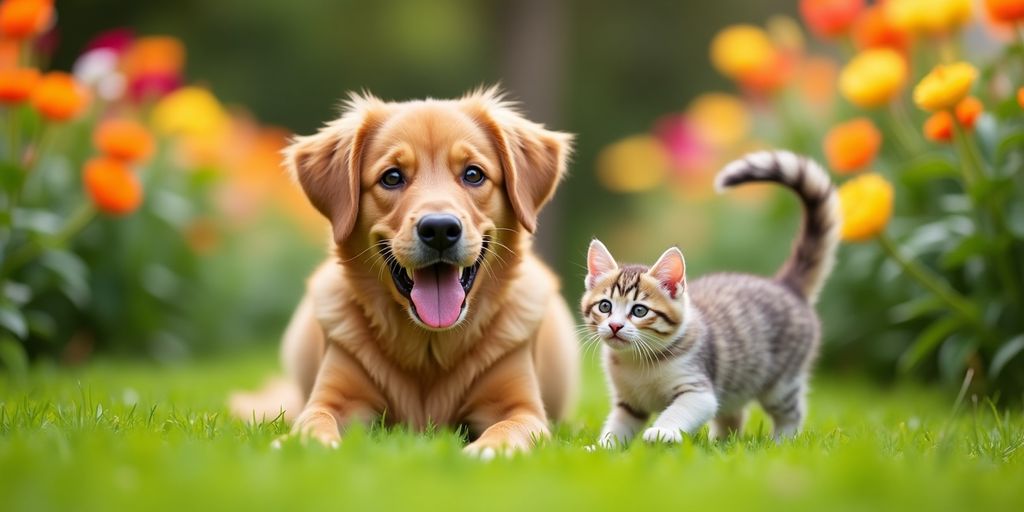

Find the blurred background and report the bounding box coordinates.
[3,0,1023,398]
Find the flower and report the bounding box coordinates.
[82,157,143,215]
[838,173,894,242]
[30,71,90,121]
[798,56,840,107]
[122,36,185,101]
[151,86,229,139]
[0,67,39,103]
[886,0,973,35]
[824,118,882,174]
[596,135,671,193]
[687,92,750,149]
[839,49,907,108]
[710,25,777,81]
[0,0,53,40]
[913,62,977,112]
[853,4,910,50]
[923,97,983,143]
[73,48,127,102]
[984,0,1024,22]
[800,0,865,38]
[94,118,154,163]
[1018,87,1024,109]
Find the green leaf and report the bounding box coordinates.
[12,208,63,236]
[0,335,28,376]
[899,316,964,373]
[941,234,988,269]
[889,295,944,324]
[39,250,90,307]
[0,161,26,195]
[898,157,959,186]
[990,334,1024,379]
[0,305,28,339]
[995,131,1024,167]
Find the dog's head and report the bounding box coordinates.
[285,87,573,330]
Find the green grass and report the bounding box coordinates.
[2,350,1023,512]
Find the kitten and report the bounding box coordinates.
[581,150,840,446]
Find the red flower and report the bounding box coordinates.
[800,0,866,38]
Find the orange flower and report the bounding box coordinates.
[1018,87,1024,109]
[955,96,983,128]
[30,72,90,121]
[800,0,866,38]
[94,118,155,163]
[83,157,143,215]
[823,118,882,174]
[853,4,909,50]
[923,96,984,143]
[122,36,184,79]
[0,67,39,103]
[985,0,1024,22]
[0,0,53,40]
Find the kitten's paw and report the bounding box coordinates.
[642,427,683,444]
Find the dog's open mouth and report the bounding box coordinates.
[381,240,488,329]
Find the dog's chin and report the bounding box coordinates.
[380,240,488,331]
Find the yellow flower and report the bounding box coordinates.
[913,62,978,112]
[838,173,894,242]
[687,93,750,148]
[886,0,972,35]
[151,86,229,139]
[709,25,776,80]
[596,135,670,193]
[839,48,907,108]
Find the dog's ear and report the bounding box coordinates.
[464,87,574,233]
[284,93,386,244]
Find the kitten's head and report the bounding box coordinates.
[580,239,688,352]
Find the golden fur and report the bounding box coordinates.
[230,88,579,456]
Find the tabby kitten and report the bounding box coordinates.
[581,150,840,446]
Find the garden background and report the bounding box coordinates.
[2,0,1023,510]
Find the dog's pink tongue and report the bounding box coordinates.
[411,265,465,329]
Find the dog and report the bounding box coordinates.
[230,88,579,457]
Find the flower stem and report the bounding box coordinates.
[877,232,979,325]
[0,202,96,279]
[887,101,925,158]
[950,115,983,187]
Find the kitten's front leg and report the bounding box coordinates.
[642,387,718,444]
[596,401,649,448]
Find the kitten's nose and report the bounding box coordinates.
[609,323,624,334]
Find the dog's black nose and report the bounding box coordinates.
[417,214,462,252]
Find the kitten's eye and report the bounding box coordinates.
[462,165,485,186]
[598,300,612,314]
[380,168,405,189]
[631,305,649,318]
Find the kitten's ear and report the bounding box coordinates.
[586,239,618,290]
[648,247,686,298]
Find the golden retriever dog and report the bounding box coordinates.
[230,88,579,457]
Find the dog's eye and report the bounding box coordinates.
[630,304,649,318]
[462,165,485,186]
[380,168,405,189]
[598,300,612,314]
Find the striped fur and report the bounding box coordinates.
[584,150,839,448]
[715,150,841,304]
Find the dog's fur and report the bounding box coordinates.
[230,88,579,456]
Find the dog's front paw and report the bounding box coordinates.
[642,427,683,444]
[463,440,516,461]
[282,408,342,448]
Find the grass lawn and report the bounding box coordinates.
[1,348,1023,512]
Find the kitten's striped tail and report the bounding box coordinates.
[714,150,841,304]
